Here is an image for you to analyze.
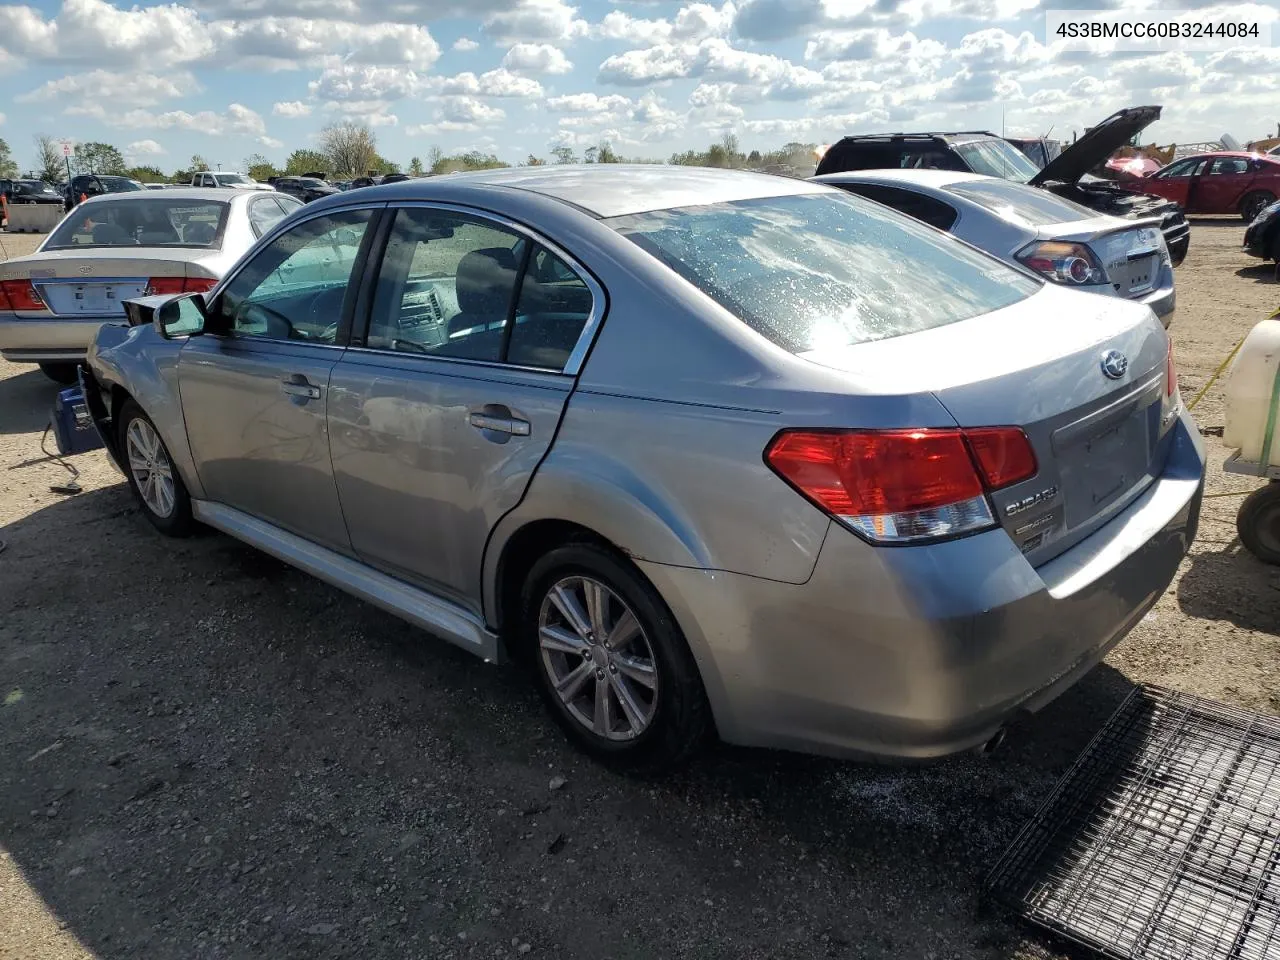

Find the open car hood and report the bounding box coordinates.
[1030,105,1162,187]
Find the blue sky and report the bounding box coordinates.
[1,0,1277,174]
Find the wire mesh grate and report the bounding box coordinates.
[988,685,1280,960]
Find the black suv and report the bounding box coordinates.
[63,174,145,211]
[5,179,65,205]
[816,105,1190,266]
[269,176,339,203]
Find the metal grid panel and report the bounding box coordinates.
[988,685,1280,960]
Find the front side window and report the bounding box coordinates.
[609,191,1039,354]
[1157,158,1208,179]
[44,198,229,249]
[951,139,1042,183]
[216,209,372,344]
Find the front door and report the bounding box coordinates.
[180,207,377,553]
[1141,156,1208,207]
[327,206,598,609]
[1190,156,1256,214]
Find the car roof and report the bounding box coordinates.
[813,169,991,189]
[833,132,999,145]
[325,164,827,218]
[79,187,246,204]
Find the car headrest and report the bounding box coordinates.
[455,247,517,318]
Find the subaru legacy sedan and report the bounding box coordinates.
[82,166,1204,771]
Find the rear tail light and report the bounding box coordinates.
[143,277,218,296]
[0,279,48,312]
[1166,338,1178,398]
[1016,241,1107,285]
[765,427,1038,544]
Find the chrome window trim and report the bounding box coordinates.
[360,200,608,378]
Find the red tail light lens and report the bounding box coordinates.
[964,427,1039,489]
[765,427,1037,544]
[0,279,47,312]
[144,277,218,296]
[184,276,218,294]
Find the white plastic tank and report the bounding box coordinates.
[1224,311,1280,466]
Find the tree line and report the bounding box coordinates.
[0,123,820,185]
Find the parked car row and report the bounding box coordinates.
[0,165,1197,774]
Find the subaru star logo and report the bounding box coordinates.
[1100,349,1129,380]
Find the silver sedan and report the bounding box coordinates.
[813,168,1176,327]
[0,188,302,382]
[82,166,1203,771]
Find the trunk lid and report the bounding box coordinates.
[1030,105,1163,189]
[799,283,1173,564]
[0,249,219,317]
[1052,218,1165,299]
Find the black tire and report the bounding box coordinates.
[117,400,195,537]
[38,362,81,385]
[1237,483,1280,565]
[1241,191,1276,223]
[520,542,712,774]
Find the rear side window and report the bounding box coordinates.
[944,179,1099,226]
[45,198,229,249]
[834,183,958,230]
[609,192,1039,354]
[248,196,292,237]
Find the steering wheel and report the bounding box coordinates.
[238,302,295,339]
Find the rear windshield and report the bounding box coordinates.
[952,139,1042,184]
[608,192,1039,353]
[45,198,229,249]
[15,181,58,195]
[945,178,1100,225]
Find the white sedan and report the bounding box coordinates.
[0,188,302,382]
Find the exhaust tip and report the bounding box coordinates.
[978,727,1007,756]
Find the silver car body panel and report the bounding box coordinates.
[87,166,1205,762]
[812,169,1176,326]
[0,189,290,363]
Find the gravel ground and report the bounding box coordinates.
[0,221,1277,960]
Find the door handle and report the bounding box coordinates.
[281,378,321,400]
[469,412,531,436]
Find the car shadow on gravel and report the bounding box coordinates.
[0,365,58,436]
[1,486,1136,960]
[1177,534,1280,635]
[1234,264,1278,284]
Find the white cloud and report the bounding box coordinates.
[501,42,573,75]
[125,138,165,156]
[0,113,5,126]
[598,37,827,100]
[2,0,215,67]
[453,36,480,51]
[309,64,424,102]
[366,114,398,127]
[547,92,635,114]
[592,2,734,47]
[70,101,270,138]
[482,0,589,43]
[272,100,312,117]
[18,69,199,108]
[212,19,441,71]
[258,135,285,148]
[441,96,507,125]
[805,28,945,63]
[594,10,674,45]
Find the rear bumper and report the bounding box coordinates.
[642,408,1205,762]
[0,314,112,362]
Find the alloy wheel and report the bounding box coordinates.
[125,418,176,519]
[538,576,659,741]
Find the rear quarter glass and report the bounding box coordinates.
[607,191,1040,354]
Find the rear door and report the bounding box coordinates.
[179,206,380,552]
[327,204,599,609]
[1190,156,1255,214]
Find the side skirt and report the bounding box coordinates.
[192,500,505,664]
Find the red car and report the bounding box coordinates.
[1125,152,1280,221]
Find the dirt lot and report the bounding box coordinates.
[1,222,1277,960]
